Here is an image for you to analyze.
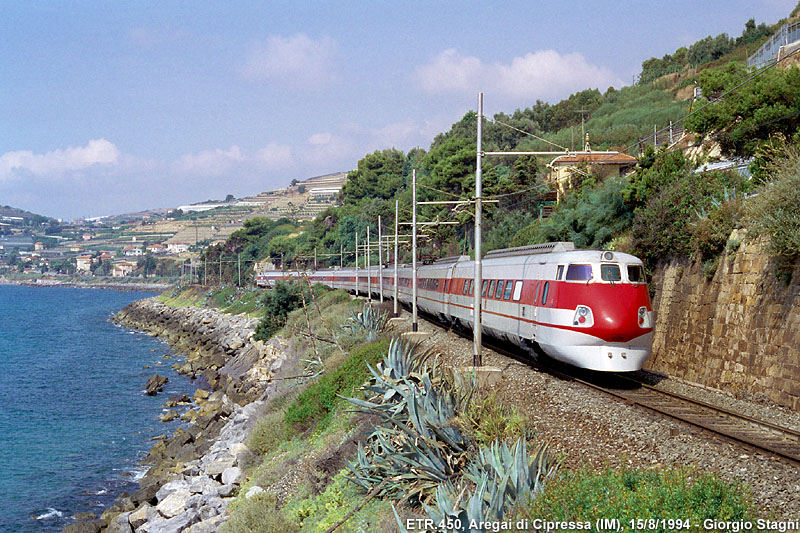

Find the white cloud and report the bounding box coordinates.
[415,48,623,102]
[0,139,120,180]
[239,34,337,88]
[172,146,244,177]
[255,142,293,169]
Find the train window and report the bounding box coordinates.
[565,264,592,281]
[503,281,514,300]
[556,265,564,280]
[601,264,622,282]
[468,279,474,295]
[463,279,469,294]
[488,280,496,298]
[512,280,523,301]
[495,280,505,299]
[481,280,488,297]
[627,265,646,283]
[542,281,550,304]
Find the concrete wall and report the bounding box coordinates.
[645,238,800,410]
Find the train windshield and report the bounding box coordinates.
[600,264,622,282]
[627,265,646,283]
[565,264,592,280]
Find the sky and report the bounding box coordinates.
[1,1,795,221]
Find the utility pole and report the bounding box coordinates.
[412,169,418,332]
[474,93,483,366]
[366,226,371,300]
[237,253,241,286]
[355,231,359,297]
[340,244,343,269]
[314,247,317,271]
[378,215,383,303]
[394,199,399,317]
[219,253,222,285]
[204,258,207,286]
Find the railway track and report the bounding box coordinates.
[591,373,800,466]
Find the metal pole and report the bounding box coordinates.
[378,215,383,303]
[204,258,207,285]
[367,226,371,300]
[394,199,399,317]
[474,92,483,366]
[412,169,418,332]
[355,231,359,297]
[219,253,222,285]
[340,244,343,269]
[237,253,241,286]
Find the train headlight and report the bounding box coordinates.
[573,305,594,327]
[638,306,652,328]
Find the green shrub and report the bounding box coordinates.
[745,147,800,264]
[512,177,634,249]
[631,169,748,267]
[253,280,329,342]
[514,467,756,531]
[220,490,299,533]
[248,409,288,457]
[691,192,745,262]
[285,339,389,433]
[460,391,529,445]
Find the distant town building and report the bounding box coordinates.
[123,245,143,257]
[112,261,137,277]
[76,254,93,272]
[166,242,191,254]
[82,233,93,241]
[34,242,44,251]
[146,243,167,254]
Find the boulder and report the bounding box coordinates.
[188,515,227,533]
[62,519,106,533]
[188,476,220,495]
[139,510,200,533]
[217,484,237,498]
[245,486,265,499]
[127,503,152,529]
[155,479,189,502]
[105,511,133,533]
[163,394,190,407]
[156,488,191,518]
[221,466,243,486]
[145,375,168,396]
[159,410,178,422]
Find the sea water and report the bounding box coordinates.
[0,285,198,532]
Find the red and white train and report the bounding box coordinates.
[256,242,654,372]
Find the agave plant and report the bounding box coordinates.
[423,439,558,532]
[341,302,389,341]
[347,338,556,531]
[344,338,473,504]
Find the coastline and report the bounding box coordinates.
[0,275,172,293]
[65,296,288,533]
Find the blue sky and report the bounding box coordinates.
[1,0,794,220]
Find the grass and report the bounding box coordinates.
[284,338,390,434]
[512,467,758,532]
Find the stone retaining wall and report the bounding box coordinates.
[646,239,800,410]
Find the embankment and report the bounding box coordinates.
[68,298,290,533]
[646,238,800,410]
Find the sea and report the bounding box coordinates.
[0,285,198,532]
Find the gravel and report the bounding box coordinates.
[388,309,800,519]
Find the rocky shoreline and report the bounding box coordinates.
[64,298,289,533]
